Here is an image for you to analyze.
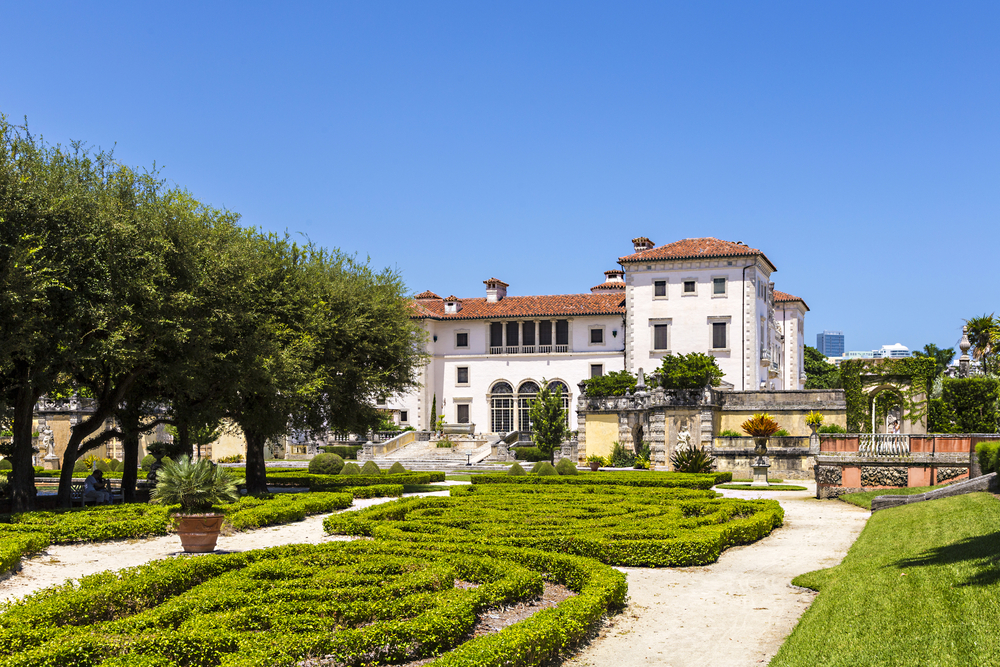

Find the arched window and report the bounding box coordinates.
[489,382,514,433]
[517,381,539,433]
[548,381,571,425]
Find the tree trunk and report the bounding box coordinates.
[244,430,269,496]
[178,421,192,460]
[9,380,39,514]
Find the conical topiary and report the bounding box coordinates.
[309,453,345,476]
[535,461,558,476]
[507,462,526,476]
[141,454,156,470]
[360,461,381,475]
[388,462,407,474]
[73,459,89,472]
[340,462,361,475]
[555,458,578,475]
[530,461,545,473]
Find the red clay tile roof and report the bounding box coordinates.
[483,278,509,288]
[444,295,461,301]
[414,290,442,300]
[411,293,625,320]
[591,281,626,292]
[619,237,776,271]
[774,290,809,310]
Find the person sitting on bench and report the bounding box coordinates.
[84,469,112,505]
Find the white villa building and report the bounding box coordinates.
[391,237,808,433]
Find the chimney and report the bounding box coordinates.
[444,295,462,314]
[632,237,654,253]
[604,269,624,284]
[592,270,625,293]
[484,278,508,302]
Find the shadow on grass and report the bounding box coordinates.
[893,530,1000,587]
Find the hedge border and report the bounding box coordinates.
[470,471,732,489]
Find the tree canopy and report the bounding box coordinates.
[528,382,568,463]
[656,352,724,389]
[911,343,955,379]
[804,345,841,389]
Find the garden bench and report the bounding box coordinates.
[69,479,123,506]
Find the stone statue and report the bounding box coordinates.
[676,427,692,451]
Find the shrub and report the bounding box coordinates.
[360,461,381,475]
[319,445,361,459]
[300,471,445,491]
[608,441,634,468]
[670,446,716,473]
[340,462,361,476]
[586,454,606,465]
[657,352,725,389]
[108,458,122,472]
[530,461,545,473]
[73,459,90,472]
[151,456,239,513]
[217,454,244,463]
[94,459,111,473]
[581,370,637,397]
[975,441,1000,475]
[471,470,732,489]
[936,377,1000,433]
[0,459,11,471]
[141,454,156,470]
[435,439,453,448]
[507,462,526,476]
[818,424,847,434]
[513,446,545,462]
[388,461,407,474]
[308,453,345,476]
[555,458,578,475]
[535,462,558,476]
[718,429,743,437]
[773,429,791,437]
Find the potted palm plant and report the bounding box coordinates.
[152,456,239,553]
[741,413,780,487]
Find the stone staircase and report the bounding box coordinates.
[361,434,508,473]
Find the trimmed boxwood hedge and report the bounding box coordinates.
[470,470,732,489]
[265,471,446,491]
[325,484,783,567]
[0,540,626,667]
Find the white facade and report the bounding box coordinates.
[391,237,808,435]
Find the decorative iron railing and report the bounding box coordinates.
[858,433,910,456]
[488,345,570,355]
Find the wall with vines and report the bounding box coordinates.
[840,357,935,432]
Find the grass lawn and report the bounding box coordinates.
[730,478,784,483]
[839,483,951,510]
[771,493,1000,667]
[717,484,807,491]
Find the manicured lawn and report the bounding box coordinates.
[716,483,807,491]
[839,483,950,510]
[771,493,1000,667]
[445,474,473,482]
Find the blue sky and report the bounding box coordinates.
[3,1,998,354]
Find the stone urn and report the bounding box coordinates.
[174,514,225,553]
[589,461,601,472]
[753,436,768,459]
[751,436,770,487]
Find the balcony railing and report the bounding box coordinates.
[489,345,570,355]
[858,433,910,456]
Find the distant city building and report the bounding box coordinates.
[816,330,845,357]
[828,343,911,364]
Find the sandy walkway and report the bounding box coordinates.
[0,489,453,604]
[563,482,869,667]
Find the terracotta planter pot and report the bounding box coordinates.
[175,514,225,553]
[589,462,601,471]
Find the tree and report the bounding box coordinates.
[528,381,568,463]
[911,343,955,379]
[804,346,841,389]
[965,315,999,375]
[657,352,724,389]
[581,370,636,397]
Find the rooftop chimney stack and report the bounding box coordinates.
[632,237,654,253]
[484,278,509,302]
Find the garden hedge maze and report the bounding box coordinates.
[324,484,784,567]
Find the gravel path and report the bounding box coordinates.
[0,489,452,604]
[563,482,869,667]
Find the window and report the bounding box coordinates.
[590,364,603,378]
[555,320,569,346]
[683,280,696,294]
[713,278,726,296]
[376,397,386,406]
[523,321,536,346]
[505,321,519,347]
[490,322,503,348]
[490,382,514,432]
[654,280,667,298]
[456,367,469,385]
[456,404,470,424]
[539,321,552,346]
[517,381,538,432]
[590,327,604,345]
[455,331,469,348]
[653,324,669,350]
[712,322,727,349]
[548,381,571,425]
[399,410,409,423]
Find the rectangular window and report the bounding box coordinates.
[713,278,726,295]
[456,404,470,424]
[456,367,469,385]
[506,321,519,347]
[490,322,503,347]
[555,320,569,346]
[455,332,469,348]
[590,364,603,378]
[654,280,667,297]
[653,324,669,350]
[539,321,552,346]
[376,397,386,406]
[590,327,604,344]
[712,322,727,349]
[522,321,536,346]
[684,280,696,293]
[399,411,408,423]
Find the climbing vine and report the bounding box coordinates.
[840,357,935,432]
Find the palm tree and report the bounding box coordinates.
[965,314,999,375]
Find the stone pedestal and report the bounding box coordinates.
[751,460,771,487]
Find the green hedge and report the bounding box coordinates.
[325,484,782,567]
[512,447,546,462]
[975,441,1000,475]
[264,471,445,491]
[319,445,362,459]
[470,470,732,489]
[0,540,626,667]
